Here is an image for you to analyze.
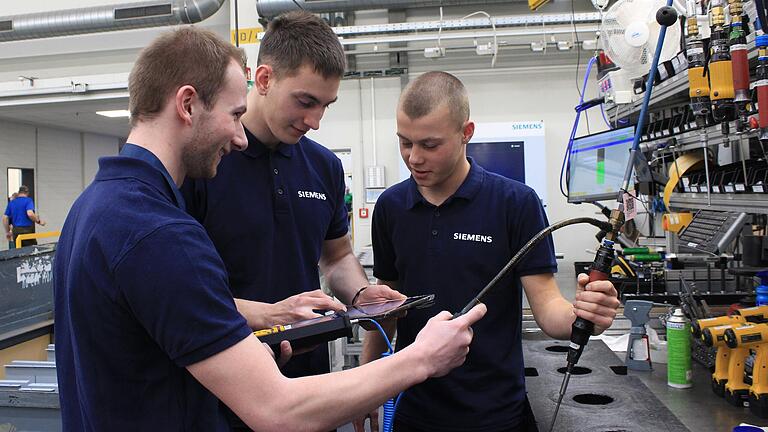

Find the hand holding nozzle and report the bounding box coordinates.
[410,304,487,378]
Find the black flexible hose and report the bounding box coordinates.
[756,0,768,33]
[455,217,613,317]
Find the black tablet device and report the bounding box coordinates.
[345,294,435,320]
[256,294,436,350]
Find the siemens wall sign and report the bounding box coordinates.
[469,121,548,205]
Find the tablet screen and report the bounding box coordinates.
[345,295,435,320]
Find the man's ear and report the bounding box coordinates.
[175,85,197,126]
[462,120,475,144]
[254,64,273,96]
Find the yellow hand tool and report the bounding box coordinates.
[724,323,768,415]
[703,323,749,400]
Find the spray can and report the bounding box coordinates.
[667,308,693,388]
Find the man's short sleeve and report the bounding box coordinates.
[25,199,34,212]
[325,158,349,240]
[511,190,558,277]
[371,200,398,282]
[114,223,251,367]
[3,204,9,217]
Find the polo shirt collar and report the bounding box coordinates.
[118,143,186,211]
[406,157,485,209]
[242,126,295,159]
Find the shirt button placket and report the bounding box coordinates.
[429,206,441,253]
[271,158,285,200]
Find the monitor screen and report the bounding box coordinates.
[567,126,635,203]
[467,141,525,183]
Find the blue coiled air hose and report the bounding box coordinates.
[358,318,402,432]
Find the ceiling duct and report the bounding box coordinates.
[257,0,516,19]
[0,0,225,42]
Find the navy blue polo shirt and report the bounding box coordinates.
[54,147,252,431]
[181,127,348,377]
[372,159,557,432]
[4,196,34,227]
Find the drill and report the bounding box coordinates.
[702,322,749,401]
[692,306,768,338]
[732,305,768,323]
[725,324,768,416]
[693,315,742,338]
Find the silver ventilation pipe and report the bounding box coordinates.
[0,0,225,42]
[257,0,515,19]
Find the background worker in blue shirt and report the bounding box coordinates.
[3,185,45,247]
[54,27,486,432]
[355,72,621,432]
[182,10,404,398]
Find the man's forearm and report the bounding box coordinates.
[234,298,279,329]
[277,345,428,431]
[322,253,369,304]
[536,297,577,339]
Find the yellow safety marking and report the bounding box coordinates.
[231,27,264,46]
[254,325,285,337]
[15,231,60,249]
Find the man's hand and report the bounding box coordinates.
[271,289,346,326]
[38,219,46,227]
[409,303,487,378]
[354,284,406,305]
[354,284,407,331]
[4,232,11,241]
[352,408,379,432]
[574,273,620,334]
[263,341,293,368]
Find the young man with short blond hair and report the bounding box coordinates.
[356,71,620,432]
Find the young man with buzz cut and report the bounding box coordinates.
[54,27,486,431]
[181,10,405,406]
[354,71,621,432]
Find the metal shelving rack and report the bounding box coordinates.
[669,192,768,214]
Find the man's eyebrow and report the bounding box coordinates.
[294,91,338,106]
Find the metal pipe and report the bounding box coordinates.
[257,0,513,19]
[0,0,225,42]
[339,25,599,46]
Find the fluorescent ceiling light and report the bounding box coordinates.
[96,110,130,118]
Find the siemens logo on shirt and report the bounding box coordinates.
[453,232,493,243]
[297,190,327,200]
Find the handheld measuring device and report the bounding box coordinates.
[255,294,436,350]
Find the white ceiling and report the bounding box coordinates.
[0,97,130,138]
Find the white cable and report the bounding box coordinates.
[462,11,498,66]
[438,6,444,49]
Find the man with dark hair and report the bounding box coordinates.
[181,11,404,420]
[3,185,45,248]
[54,28,486,431]
[355,71,620,432]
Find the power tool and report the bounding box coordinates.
[724,323,768,416]
[702,322,749,401]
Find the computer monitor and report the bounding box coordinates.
[567,125,635,203]
[467,141,525,183]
